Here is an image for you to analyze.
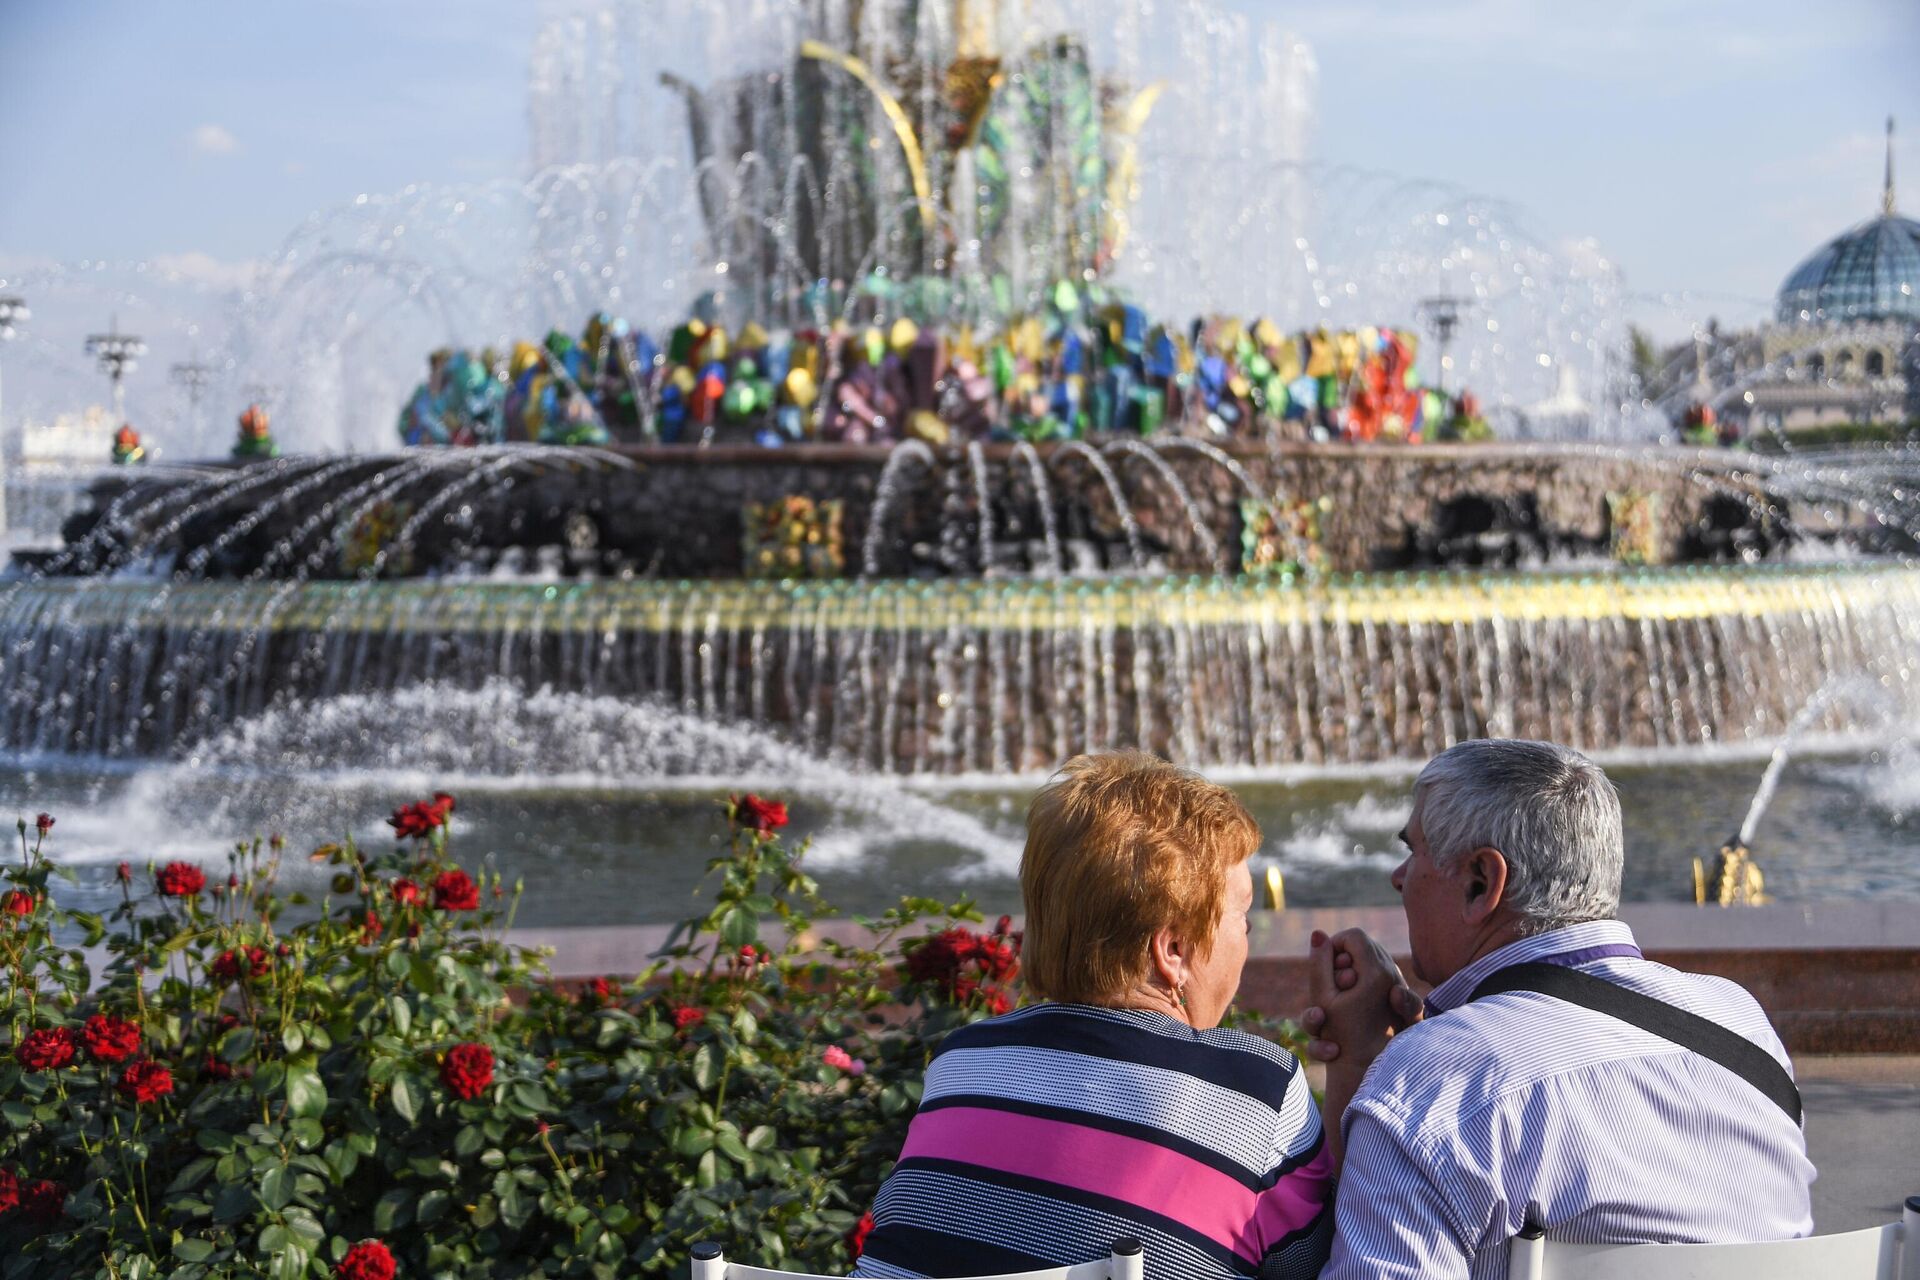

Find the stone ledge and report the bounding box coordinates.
[515,903,1920,1055]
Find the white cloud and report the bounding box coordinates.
[189,123,240,156]
[148,251,270,290]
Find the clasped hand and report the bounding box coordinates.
[1300,928,1424,1070]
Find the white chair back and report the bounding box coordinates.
[689,1236,1145,1280]
[1507,1195,1919,1280]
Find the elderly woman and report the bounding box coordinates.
[852,752,1333,1280]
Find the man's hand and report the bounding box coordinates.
[1301,927,1423,1066]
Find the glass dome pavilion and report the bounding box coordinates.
[1775,119,1920,325]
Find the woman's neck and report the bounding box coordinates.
[1108,983,1188,1025]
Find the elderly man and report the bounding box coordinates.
[1306,739,1813,1280]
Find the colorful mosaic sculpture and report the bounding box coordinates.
[337,499,416,578]
[110,424,146,466]
[742,496,846,580]
[1606,490,1662,566]
[1239,495,1330,578]
[232,404,280,460]
[400,304,1489,452]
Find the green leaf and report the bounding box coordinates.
[718,906,758,948]
[173,1239,215,1263]
[286,1064,327,1120]
[372,1188,412,1233]
[258,1164,292,1211]
[212,1183,254,1223]
[453,1124,484,1158]
[389,994,412,1035]
[219,1026,255,1063]
[166,1157,215,1195]
[283,1208,325,1247]
[691,1043,719,1091]
[390,1072,419,1123]
[744,1125,777,1152]
[258,1225,290,1253]
[271,1241,309,1280]
[499,1185,532,1231]
[417,1189,451,1225]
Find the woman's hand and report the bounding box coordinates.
[1300,928,1423,1068]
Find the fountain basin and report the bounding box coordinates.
[5,562,1913,771]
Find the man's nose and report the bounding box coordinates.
[1390,857,1409,893]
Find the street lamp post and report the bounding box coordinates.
[1417,293,1469,395]
[85,318,146,424]
[171,353,216,442]
[0,295,27,531]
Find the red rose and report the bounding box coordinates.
[579,976,613,1007]
[15,1027,76,1071]
[388,792,455,840]
[904,928,975,987]
[156,861,207,897]
[360,910,384,941]
[388,803,431,840]
[336,1239,397,1280]
[34,813,54,836]
[975,935,1020,983]
[733,794,789,835]
[983,986,1014,1016]
[439,1042,493,1101]
[82,1014,142,1064]
[390,877,421,906]
[848,1211,875,1259]
[117,1060,174,1104]
[670,1005,705,1032]
[430,869,479,911]
[116,861,132,884]
[0,1166,17,1215]
[1,890,33,917]
[201,1054,233,1082]
[20,1179,63,1225]
[210,945,272,984]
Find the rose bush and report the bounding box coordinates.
[0,797,1303,1278]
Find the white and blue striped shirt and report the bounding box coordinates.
[1322,920,1814,1280]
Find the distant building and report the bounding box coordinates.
[1684,119,1919,435]
[14,404,119,465]
[2,405,120,541]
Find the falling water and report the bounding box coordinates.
[1102,439,1226,573]
[5,566,1917,775]
[1737,675,1889,846]
[860,439,938,576]
[1009,440,1063,574]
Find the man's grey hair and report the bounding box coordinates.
[1413,739,1622,932]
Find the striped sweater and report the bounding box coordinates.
[851,1003,1334,1280]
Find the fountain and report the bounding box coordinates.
[3,1,1920,920]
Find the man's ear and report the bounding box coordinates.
[1459,846,1510,926]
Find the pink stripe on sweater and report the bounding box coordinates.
[900,1105,1332,1261]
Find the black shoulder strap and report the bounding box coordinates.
[1470,962,1802,1125]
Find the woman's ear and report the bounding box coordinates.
[1460,846,1510,926]
[1147,925,1187,991]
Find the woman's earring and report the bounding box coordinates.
[1175,981,1188,1008]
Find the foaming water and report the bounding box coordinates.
[25,682,1022,879]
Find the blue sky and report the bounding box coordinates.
[1,0,1915,342]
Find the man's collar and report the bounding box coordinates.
[1424,919,1640,1015]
